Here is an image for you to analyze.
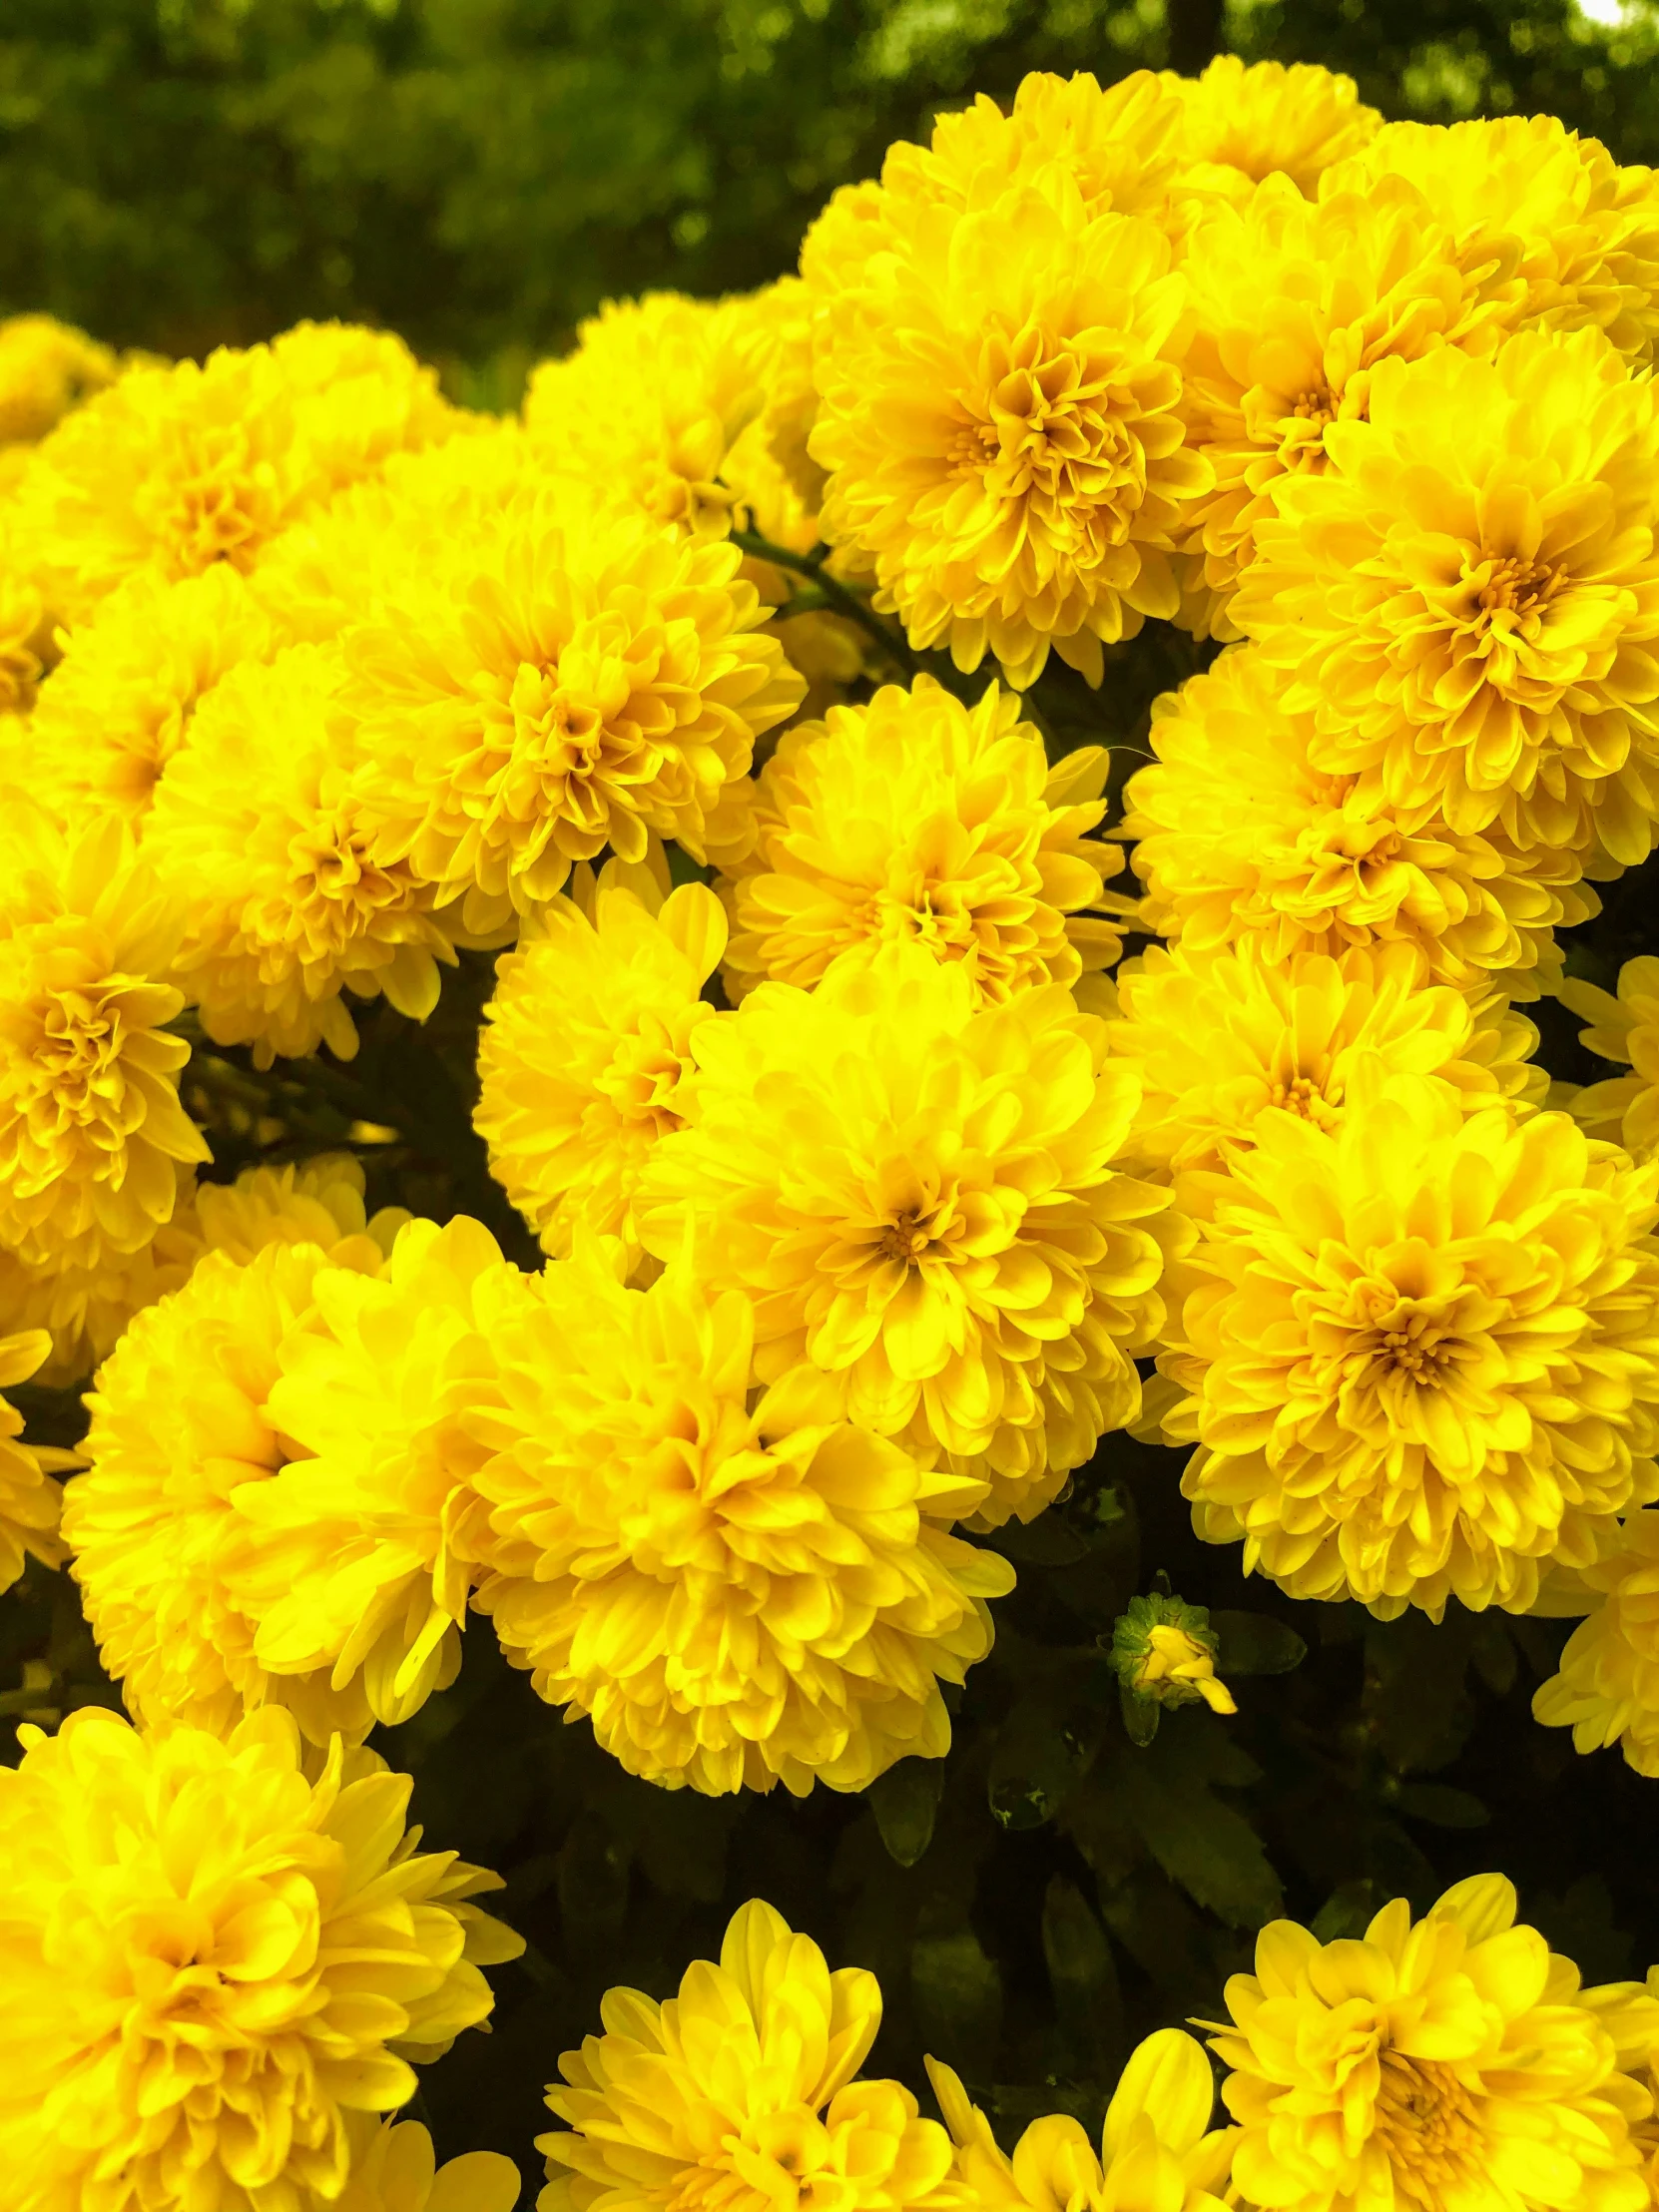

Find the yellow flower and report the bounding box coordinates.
[1207,1875,1659,2212]
[0,818,209,1271]
[0,1704,521,2212]
[0,510,52,715]
[227,1216,527,1732]
[1173,174,1524,637]
[166,1149,411,1273]
[1325,115,1659,366]
[147,642,466,1066]
[0,312,118,446]
[1533,1509,1659,1775]
[1122,647,1598,1000]
[525,291,774,539]
[1151,1076,1659,1618]
[467,1244,1011,1796]
[928,2027,1235,2212]
[1165,55,1382,198]
[339,2118,522,2212]
[29,562,276,827]
[475,880,726,1269]
[808,111,1211,687]
[1109,1594,1238,1718]
[639,941,1178,1526]
[65,1241,387,1742]
[1232,328,1659,865]
[1559,957,1659,1157]
[0,1328,75,1592]
[538,1898,955,2212]
[13,321,453,627]
[341,488,805,933]
[1108,938,1544,1192]
[717,675,1128,1004]
[0,1210,195,1386]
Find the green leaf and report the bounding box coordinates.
[1041,1875,1124,2073]
[1120,1685,1160,1747]
[986,1696,1104,1829]
[867,1758,945,1868]
[1210,1611,1308,1677]
[911,1929,1003,2074]
[1110,1721,1284,1930]
[1311,1881,1378,1942]
[1391,1783,1489,1830]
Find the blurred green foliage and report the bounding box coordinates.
[4,0,1659,382]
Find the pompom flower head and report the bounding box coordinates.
[1207,1875,1659,2212]
[1166,55,1382,198]
[341,487,805,931]
[65,1240,386,1744]
[1559,956,1659,1157]
[1151,1076,1659,1619]
[0,1705,521,2212]
[1108,1592,1237,1718]
[148,642,466,1066]
[1325,115,1659,365]
[29,563,276,828]
[539,1898,955,2212]
[15,322,452,626]
[1109,937,1543,1192]
[928,2025,1235,2212]
[524,291,772,539]
[1534,1509,1659,1776]
[639,940,1178,1526]
[1174,174,1524,636]
[0,817,209,1271]
[808,104,1212,688]
[167,1150,410,1274]
[717,675,1128,1002]
[467,1242,1012,1796]
[0,1326,75,1592]
[228,1216,526,1733]
[1122,647,1596,1000]
[0,311,117,447]
[1233,327,1659,866]
[475,878,726,1269]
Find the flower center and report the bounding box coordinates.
[875,1208,933,1266]
[1372,2052,1484,2207]
[1268,1073,1343,1129]
[595,1018,695,1133]
[1474,552,1564,622]
[1290,384,1335,426]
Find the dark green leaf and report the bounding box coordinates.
[1391,1784,1489,1830]
[868,1759,946,1868]
[911,1930,1003,2074]
[1211,1611,1308,1677]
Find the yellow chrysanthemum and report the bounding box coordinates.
[1207,1875,1659,2212]
[166,1150,411,1274]
[525,291,774,540]
[1559,957,1659,1157]
[65,1241,389,1742]
[0,1328,75,1592]
[1325,115,1659,366]
[0,1200,195,1386]
[1533,1509,1659,1775]
[227,1216,526,1732]
[148,642,466,1065]
[639,941,1178,1526]
[475,881,726,1269]
[467,1244,1011,1796]
[0,312,119,447]
[1164,55,1381,199]
[250,418,541,648]
[810,169,1210,689]
[0,1704,521,2212]
[340,488,805,933]
[716,675,1128,1003]
[1233,328,1659,864]
[339,2118,522,2212]
[0,818,209,1271]
[928,2028,1235,2212]
[1173,174,1524,637]
[14,321,452,628]
[539,1898,954,2212]
[28,562,276,827]
[1122,648,1595,999]
[1108,939,1544,1192]
[1150,1076,1659,1618]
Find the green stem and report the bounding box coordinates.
[730,529,919,675]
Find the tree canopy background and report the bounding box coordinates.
[4,0,1659,400]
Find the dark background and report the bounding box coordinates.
[4,0,1659,2195]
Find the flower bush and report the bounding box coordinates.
[3,50,1659,2212]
